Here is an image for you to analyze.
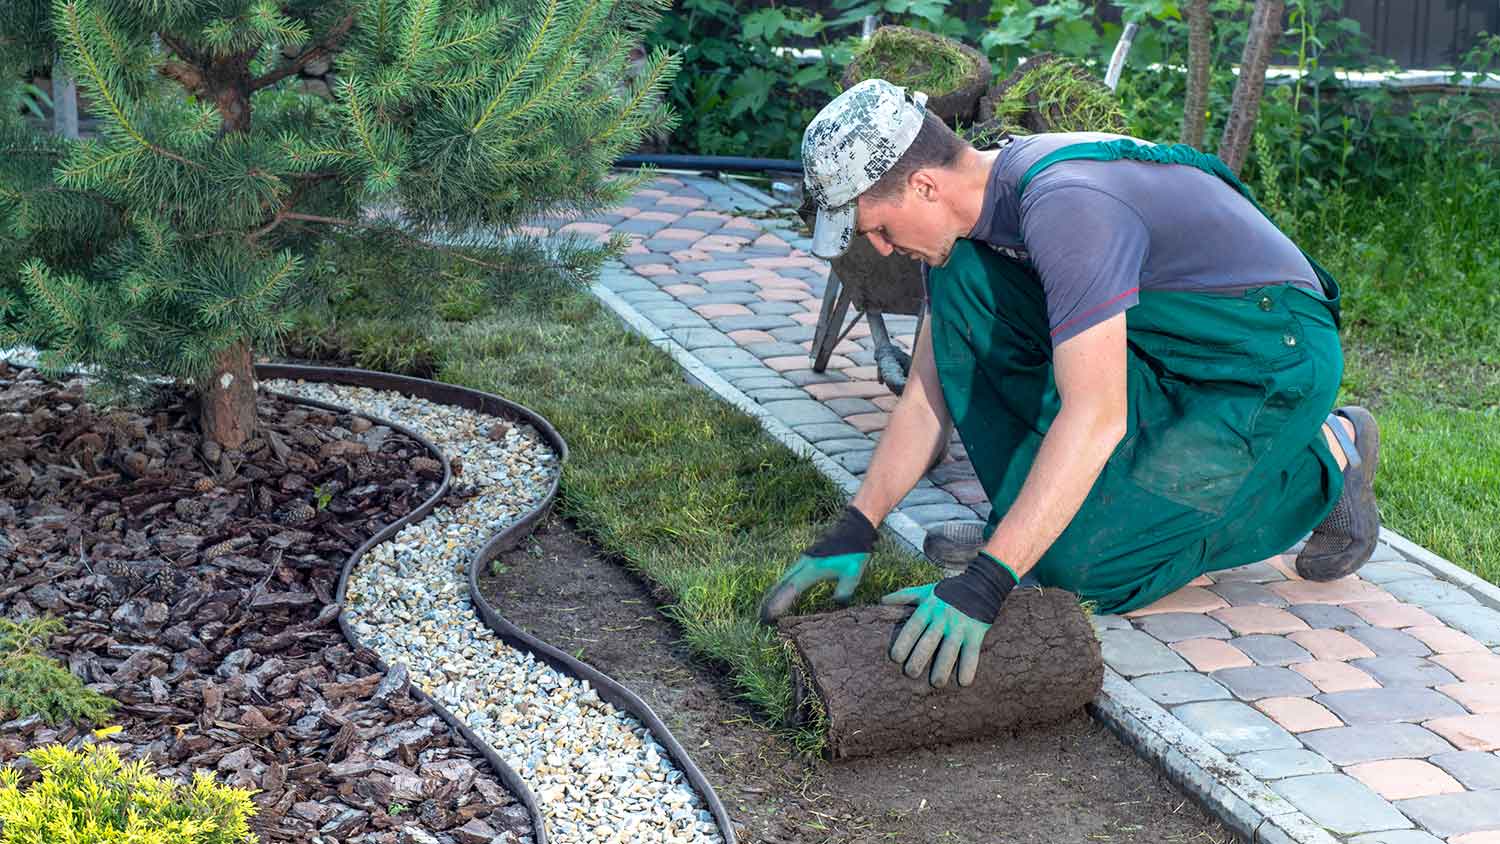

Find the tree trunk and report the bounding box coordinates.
[1180,0,1212,148]
[776,589,1103,760]
[1218,0,1286,174]
[200,340,257,450]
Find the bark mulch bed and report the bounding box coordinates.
[0,362,531,844]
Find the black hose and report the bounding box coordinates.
[616,153,804,174]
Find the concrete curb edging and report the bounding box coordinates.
[1381,525,1500,612]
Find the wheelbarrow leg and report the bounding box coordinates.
[811,268,854,373]
[868,309,951,470]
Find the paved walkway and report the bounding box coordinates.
[529,173,1500,844]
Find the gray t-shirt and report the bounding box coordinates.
[965,132,1319,345]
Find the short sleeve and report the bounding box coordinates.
[1019,185,1149,346]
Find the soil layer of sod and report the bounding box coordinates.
[480,513,1238,844]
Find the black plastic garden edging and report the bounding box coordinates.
[256,363,738,844]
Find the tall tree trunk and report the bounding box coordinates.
[1218,0,1286,174]
[201,78,256,449]
[1180,0,1212,148]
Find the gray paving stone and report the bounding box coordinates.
[836,451,872,474]
[904,503,985,527]
[1316,687,1467,724]
[1211,561,1288,583]
[676,259,751,273]
[1171,700,1301,753]
[747,388,810,403]
[1234,748,1334,779]
[901,487,958,507]
[600,273,656,292]
[1099,629,1190,677]
[972,502,992,520]
[1210,582,1290,607]
[1092,613,1131,631]
[794,422,863,443]
[1348,831,1445,844]
[672,215,727,232]
[762,400,841,427]
[928,461,978,484]
[618,289,674,304]
[616,218,670,236]
[1231,635,1313,666]
[770,325,818,343]
[680,293,763,306]
[1430,752,1500,790]
[736,377,797,392]
[1427,604,1500,646]
[744,342,812,359]
[1395,790,1500,838]
[1347,626,1432,658]
[620,252,670,267]
[1384,577,1480,608]
[1211,665,1318,700]
[825,398,880,417]
[1355,561,1435,585]
[645,237,704,252]
[713,315,797,332]
[639,308,709,330]
[783,369,848,385]
[718,366,770,382]
[1133,612,1232,643]
[749,302,807,316]
[846,349,876,366]
[1350,656,1456,687]
[1286,603,1369,630]
[819,438,874,456]
[1132,672,1232,705]
[695,347,763,370]
[1271,774,1411,835]
[1299,724,1455,764]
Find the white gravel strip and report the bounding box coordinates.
[265,379,724,844]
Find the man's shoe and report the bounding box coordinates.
[1296,406,1380,581]
[924,520,986,572]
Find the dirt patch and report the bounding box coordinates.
[479,514,1240,844]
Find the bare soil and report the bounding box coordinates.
[479,514,1240,844]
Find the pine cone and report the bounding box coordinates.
[410,457,444,480]
[193,476,216,493]
[174,498,208,520]
[351,454,376,479]
[97,512,122,532]
[275,500,316,526]
[242,438,266,455]
[202,536,251,561]
[257,485,275,512]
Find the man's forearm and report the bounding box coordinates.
[849,390,947,527]
[982,405,1125,576]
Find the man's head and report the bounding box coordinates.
[802,78,972,265]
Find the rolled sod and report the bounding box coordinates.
[776,587,1103,760]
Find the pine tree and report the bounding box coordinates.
[1,0,678,447]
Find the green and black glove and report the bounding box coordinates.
[883,550,1020,688]
[759,505,878,625]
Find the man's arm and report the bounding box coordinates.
[979,312,1128,575]
[848,314,950,525]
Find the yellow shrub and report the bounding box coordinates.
[0,743,258,844]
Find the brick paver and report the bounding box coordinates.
[540,174,1500,844]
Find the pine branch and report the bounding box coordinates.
[248,12,356,93]
[471,0,560,134]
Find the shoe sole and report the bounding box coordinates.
[1296,406,1381,580]
[924,520,986,567]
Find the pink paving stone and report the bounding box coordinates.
[693,303,752,318]
[846,366,878,380]
[1255,697,1344,732]
[634,263,676,276]
[801,298,824,312]
[653,227,704,241]
[1190,574,1214,586]
[1437,682,1500,714]
[624,243,651,255]
[1434,652,1500,683]
[634,210,679,223]
[1170,638,1254,672]
[1408,626,1489,654]
[608,205,640,217]
[800,339,862,355]
[1127,587,1230,617]
[762,288,812,303]
[1208,605,1311,635]
[633,188,669,199]
[824,355,855,369]
[946,479,988,505]
[747,256,824,269]
[753,233,789,249]
[791,312,822,325]
[658,195,707,209]
[700,268,776,283]
[559,221,611,235]
[763,356,813,373]
[846,412,889,433]
[723,217,761,232]
[753,277,813,290]
[805,381,894,401]
[671,249,713,262]
[872,395,899,412]
[1265,553,1304,580]
[846,322,872,339]
[685,210,730,221]
[699,235,752,252]
[1451,833,1500,844]
[1347,600,1441,628]
[652,177,684,187]
[727,329,776,344]
[661,284,704,297]
[1287,629,1378,661]
[1424,714,1500,751]
[1292,660,1382,692]
[1269,578,1395,605]
[1345,759,1464,800]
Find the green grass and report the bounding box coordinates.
[849,28,977,96]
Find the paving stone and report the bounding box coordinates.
[783,369,848,386]
[1347,831,1445,844]
[1348,759,1465,800]
[713,314,798,332]
[904,503,985,527]
[1395,791,1500,839]
[638,307,709,329]
[1350,656,1456,687]
[1234,748,1334,779]
[817,437,873,456]
[1256,696,1343,731]
[601,272,657,292]
[672,215,727,232]
[1127,587,1230,617]
[1424,714,1500,751]
[1271,774,1412,835]
[744,342,812,359]
[1271,578,1396,605]
[1210,605,1310,635]
[794,422,864,443]
[718,366,771,382]
[1437,681,1500,713]
[1288,629,1378,661]
[1132,672,1233,705]
[681,292,763,307]
[1211,560,1288,583]
[770,325,818,343]
[618,289,674,304]
[1432,652,1500,682]
[1357,561,1437,585]
[1171,700,1301,753]
[927,461,978,484]
[1286,603,1370,630]
[1425,605,1500,648]
[1300,723,1455,764]
[902,488,958,507]
[747,388,811,402]
[762,400,841,427]
[1348,626,1433,658]
[1135,613,1232,643]
[1171,638,1254,671]
[836,451,872,474]
[1408,626,1488,654]
[1292,660,1382,692]
[695,347,763,370]
[825,397,881,417]
[846,349,876,366]
[1383,577,1480,607]
[616,218,671,236]
[1092,613,1131,631]
[1099,629,1190,677]
[1347,601,1442,629]
[737,377,797,392]
[1430,752,1500,790]
[1231,635,1314,666]
[678,259,754,273]
[1317,687,1467,724]
[1212,665,1319,700]
[1210,581,1290,607]
[749,301,807,316]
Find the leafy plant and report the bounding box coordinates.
[0,616,117,727]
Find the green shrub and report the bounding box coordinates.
[0,617,115,728]
[0,743,258,843]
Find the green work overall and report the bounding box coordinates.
[927,140,1345,614]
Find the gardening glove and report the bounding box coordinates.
[759,505,878,625]
[882,550,1020,688]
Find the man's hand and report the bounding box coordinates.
[883,551,1019,687]
[759,505,878,624]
